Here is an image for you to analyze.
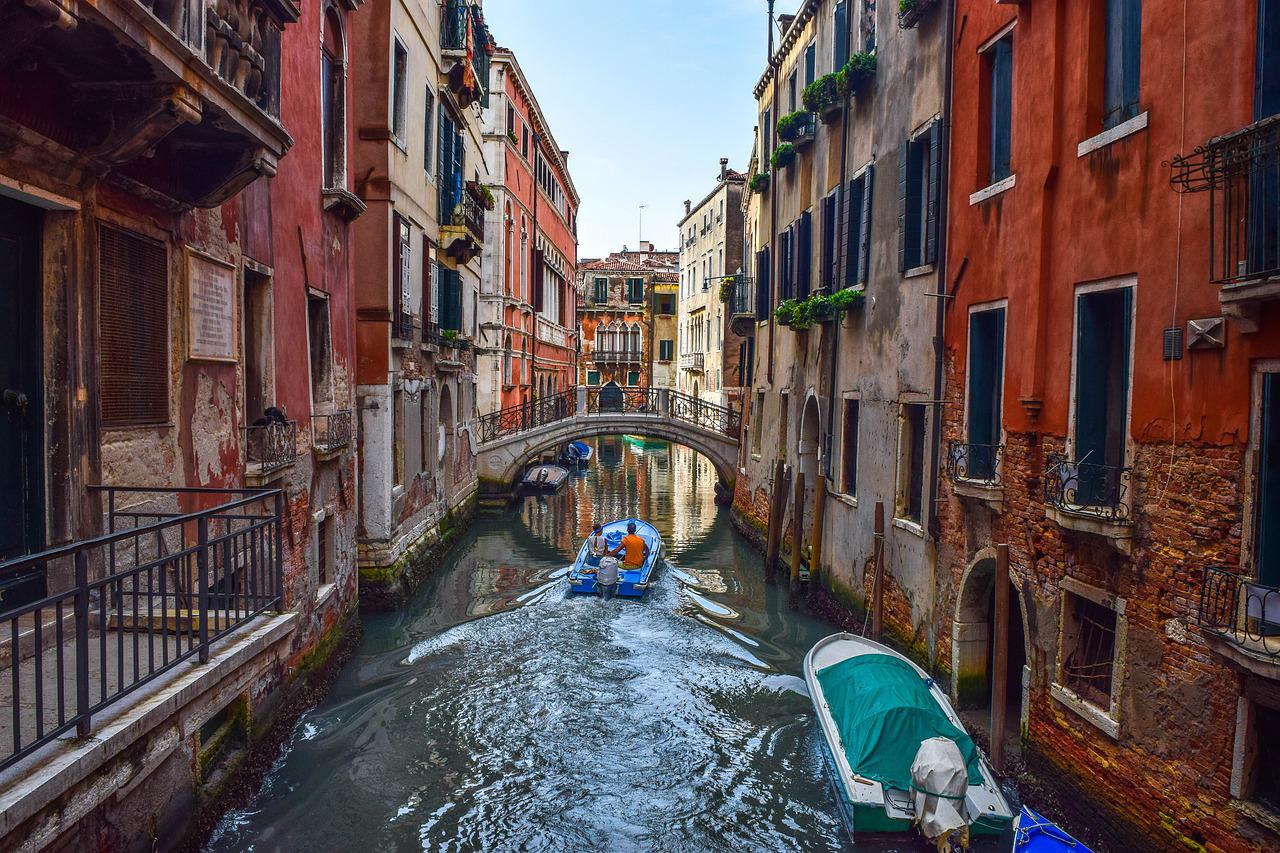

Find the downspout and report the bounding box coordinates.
[927,0,958,538]
[767,0,779,384]
[531,131,540,401]
[824,0,855,482]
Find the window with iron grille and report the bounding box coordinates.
[99,224,168,428]
[1061,592,1118,709]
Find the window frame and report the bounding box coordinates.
[894,402,928,530]
[1051,577,1127,739]
[979,25,1016,188]
[839,396,860,498]
[963,300,1009,456]
[1066,277,1136,475]
[390,35,409,148]
[321,7,347,190]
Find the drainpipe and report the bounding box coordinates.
[927,0,958,538]
[767,0,779,384]
[531,131,540,403]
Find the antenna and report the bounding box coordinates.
[638,204,648,248]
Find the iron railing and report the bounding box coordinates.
[680,352,705,372]
[588,386,658,415]
[441,0,471,51]
[475,391,575,443]
[448,189,486,242]
[728,275,756,319]
[392,312,414,341]
[781,112,817,146]
[245,420,298,474]
[592,349,644,364]
[1199,567,1280,659]
[670,391,742,438]
[0,486,283,771]
[312,410,353,454]
[1043,453,1133,522]
[946,441,1004,488]
[1170,115,1280,286]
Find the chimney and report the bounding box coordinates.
[719,158,729,181]
[643,241,655,253]
[560,149,570,164]
[778,14,795,35]
[684,199,691,216]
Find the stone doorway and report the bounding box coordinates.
[954,554,1028,740]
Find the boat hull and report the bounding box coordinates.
[567,519,663,598]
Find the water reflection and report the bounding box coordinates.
[208,438,931,852]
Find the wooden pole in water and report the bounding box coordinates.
[990,542,1011,774]
[764,460,788,583]
[871,501,885,640]
[789,472,806,597]
[808,476,827,587]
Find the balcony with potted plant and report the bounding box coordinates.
[898,0,940,29]
[771,143,797,172]
[840,52,877,97]
[774,287,866,332]
[777,111,816,149]
[749,171,771,194]
[803,73,844,124]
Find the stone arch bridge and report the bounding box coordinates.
[475,387,741,497]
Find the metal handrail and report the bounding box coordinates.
[670,391,741,438]
[245,420,298,474]
[0,487,283,770]
[1198,567,1280,659]
[945,441,1004,488]
[475,391,576,443]
[1043,452,1133,522]
[313,410,353,453]
[587,386,658,415]
[591,349,644,363]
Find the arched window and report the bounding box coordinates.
[321,7,346,190]
[629,324,640,354]
[503,334,513,385]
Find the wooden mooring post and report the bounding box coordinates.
[990,542,1011,774]
[871,501,885,641]
[764,460,789,583]
[807,476,827,587]
[788,472,806,597]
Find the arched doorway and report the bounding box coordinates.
[438,383,454,491]
[797,395,822,543]
[954,555,1028,736]
[692,380,700,398]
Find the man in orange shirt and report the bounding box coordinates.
[610,522,649,568]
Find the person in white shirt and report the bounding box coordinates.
[596,555,620,600]
[585,525,608,569]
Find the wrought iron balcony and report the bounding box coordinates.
[1043,453,1132,523]
[592,349,643,364]
[392,312,414,342]
[1198,567,1280,661]
[680,352,705,372]
[946,441,1004,488]
[245,419,298,475]
[440,0,491,109]
[312,410,352,454]
[440,182,485,264]
[0,0,297,208]
[0,486,282,771]
[726,275,756,320]
[1171,115,1280,304]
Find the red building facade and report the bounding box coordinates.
[938,1,1280,849]
[479,49,580,415]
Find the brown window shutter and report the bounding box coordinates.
[98,224,169,428]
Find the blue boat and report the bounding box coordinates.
[566,518,663,597]
[561,440,593,467]
[1011,807,1094,852]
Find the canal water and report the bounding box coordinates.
[210,438,929,852]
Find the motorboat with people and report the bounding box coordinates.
[520,463,570,493]
[804,633,1014,848]
[560,440,593,468]
[567,518,663,598]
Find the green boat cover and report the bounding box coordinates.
[816,653,983,792]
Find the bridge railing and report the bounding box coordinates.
[587,386,659,415]
[670,391,741,439]
[475,390,576,443]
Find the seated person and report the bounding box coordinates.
[583,524,608,571]
[609,522,649,568]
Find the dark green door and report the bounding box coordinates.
[1258,374,1280,588]
[1074,288,1133,505]
[0,197,45,610]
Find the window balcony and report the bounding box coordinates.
[898,0,940,29]
[440,184,485,265]
[1,0,299,208]
[312,410,352,456]
[1171,115,1280,320]
[680,352,705,372]
[946,441,1004,507]
[592,349,643,365]
[1043,453,1133,548]
[725,274,756,333]
[1198,567,1280,679]
[245,418,298,480]
[440,0,492,109]
[778,111,817,149]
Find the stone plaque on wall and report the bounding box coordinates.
[187,250,236,362]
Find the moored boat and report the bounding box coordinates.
[567,518,663,597]
[521,464,570,493]
[804,633,1014,846]
[561,440,593,467]
[1011,807,1093,852]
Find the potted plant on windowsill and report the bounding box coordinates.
[507,128,518,145]
[771,143,797,171]
[749,171,771,193]
[803,72,844,123]
[807,293,837,322]
[440,329,460,347]
[839,52,877,97]
[479,184,496,211]
[718,276,736,304]
[898,0,939,30]
[777,110,816,147]
[830,286,867,313]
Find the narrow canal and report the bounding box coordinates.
[210,438,918,852]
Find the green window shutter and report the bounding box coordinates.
[897,142,909,273]
[925,120,941,266]
[858,166,874,285]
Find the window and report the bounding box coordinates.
[307,292,333,405]
[393,389,404,486]
[834,2,849,70]
[656,294,675,315]
[1072,285,1133,503]
[659,340,674,362]
[1102,0,1142,129]
[423,86,435,172]
[1260,0,1280,121]
[394,215,412,335]
[797,210,812,299]
[788,70,798,112]
[778,227,793,304]
[900,123,940,271]
[420,393,433,475]
[243,269,273,426]
[506,103,515,135]
[99,224,168,427]
[316,516,332,586]
[1242,699,1280,815]
[391,37,408,143]
[521,123,529,158]
[627,370,640,387]
[438,106,463,224]
[965,307,1006,480]
[321,10,345,189]
[898,403,927,524]
[841,399,859,496]
[755,246,771,320]
[626,277,644,304]
[804,41,816,87]
[762,107,773,162]
[751,391,765,455]
[593,276,608,304]
[1257,372,1280,587]
[821,191,838,289]
[860,0,877,52]
[844,167,873,287]
[439,268,463,331]
[984,33,1014,184]
[1060,591,1118,710]
[587,370,600,386]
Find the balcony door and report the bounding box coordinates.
[1258,374,1280,587]
[0,197,45,608]
[1250,0,1279,278]
[1073,286,1133,505]
[966,306,1006,480]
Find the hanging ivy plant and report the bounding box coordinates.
[802,73,843,114]
[839,52,878,96]
[749,172,771,193]
[771,143,797,170]
[776,111,812,142]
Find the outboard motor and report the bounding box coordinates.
[910,736,971,851]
